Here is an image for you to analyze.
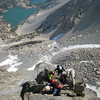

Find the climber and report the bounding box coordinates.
[54,64,65,75]
[42,85,51,94]
[66,68,76,88]
[47,70,55,82]
[50,79,63,96]
[60,71,67,84]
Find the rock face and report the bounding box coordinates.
[0,19,14,42]
[0,67,34,100]
[0,0,13,13]
[16,0,100,46]
[23,90,98,100]
[13,0,31,8]
[57,0,100,46]
[38,0,91,34]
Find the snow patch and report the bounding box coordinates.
[78,34,82,38]
[96,82,100,86]
[80,60,93,63]
[48,41,58,48]
[52,44,100,56]
[0,45,6,48]
[86,84,100,98]
[27,60,43,71]
[0,53,23,72]
[7,62,23,72]
[37,11,44,16]
[27,65,36,71]
[52,34,63,40]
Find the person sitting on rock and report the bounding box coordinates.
[50,79,63,96]
[59,68,76,90]
[54,64,65,75]
[42,85,52,94]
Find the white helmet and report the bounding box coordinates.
[62,71,66,75]
[59,66,62,70]
[44,86,50,91]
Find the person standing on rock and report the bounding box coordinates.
[54,64,65,75]
[66,68,76,88]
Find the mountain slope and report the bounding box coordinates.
[16,0,100,46]
[16,0,70,35]
[57,0,100,46]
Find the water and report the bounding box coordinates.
[2,0,47,26]
[31,0,46,5]
[2,7,37,26]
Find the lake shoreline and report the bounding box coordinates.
[2,7,37,26]
[0,0,49,27]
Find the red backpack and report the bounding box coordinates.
[57,83,63,88]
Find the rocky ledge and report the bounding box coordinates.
[0,67,99,100]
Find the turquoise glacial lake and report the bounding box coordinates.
[2,0,47,26]
[2,7,37,26]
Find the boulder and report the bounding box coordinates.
[35,68,49,84]
[20,81,45,100]
[73,72,86,96]
[24,89,98,100]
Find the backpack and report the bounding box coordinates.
[57,83,63,88]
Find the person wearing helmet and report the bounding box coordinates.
[50,79,63,96]
[41,84,55,96]
[66,68,75,87]
[54,64,65,75]
[60,71,67,84]
[47,70,55,82]
[50,71,54,75]
[42,85,51,94]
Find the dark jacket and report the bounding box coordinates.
[54,65,65,75]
